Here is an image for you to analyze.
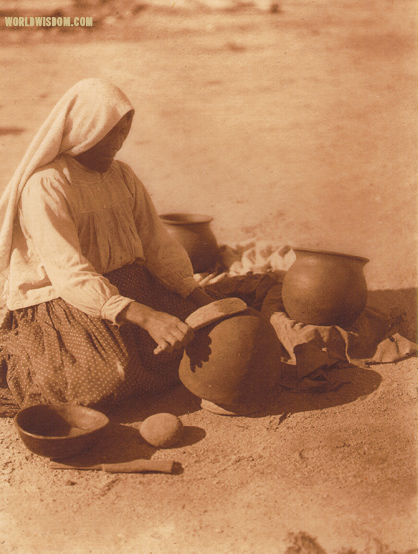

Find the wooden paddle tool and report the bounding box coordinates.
[50,459,174,473]
[155,297,248,355]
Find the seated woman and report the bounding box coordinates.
[0,78,213,410]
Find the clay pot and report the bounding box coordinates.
[179,308,282,412]
[282,248,369,327]
[160,213,219,273]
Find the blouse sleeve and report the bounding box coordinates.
[20,173,134,324]
[120,164,199,297]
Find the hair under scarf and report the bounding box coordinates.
[0,78,134,275]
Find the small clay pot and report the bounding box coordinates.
[179,308,282,410]
[282,248,369,327]
[160,213,219,273]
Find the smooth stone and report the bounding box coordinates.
[139,413,184,448]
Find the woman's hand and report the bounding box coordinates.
[117,302,194,355]
[143,310,195,355]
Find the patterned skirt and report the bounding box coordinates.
[0,264,198,410]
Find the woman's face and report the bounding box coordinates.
[76,110,134,172]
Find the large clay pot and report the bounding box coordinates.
[160,213,219,273]
[179,308,282,413]
[282,248,369,327]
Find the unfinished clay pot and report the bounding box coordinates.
[179,308,282,412]
[282,248,369,327]
[160,213,219,273]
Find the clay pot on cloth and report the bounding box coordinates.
[160,213,219,273]
[179,308,282,415]
[282,248,369,327]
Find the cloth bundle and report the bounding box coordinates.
[198,240,417,387]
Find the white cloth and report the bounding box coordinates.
[0,78,133,277]
[194,240,296,286]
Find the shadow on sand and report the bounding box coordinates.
[367,287,417,343]
[0,126,25,136]
[261,364,382,417]
[63,362,383,464]
[110,384,202,424]
[110,363,382,423]
[54,417,205,468]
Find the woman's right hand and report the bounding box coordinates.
[117,302,194,355]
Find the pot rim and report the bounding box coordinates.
[159,212,214,225]
[14,405,109,440]
[292,248,369,264]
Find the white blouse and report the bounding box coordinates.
[4,154,198,323]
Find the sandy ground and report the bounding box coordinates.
[0,2,417,552]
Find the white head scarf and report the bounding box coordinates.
[0,78,134,275]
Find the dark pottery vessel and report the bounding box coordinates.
[282,248,369,327]
[160,213,219,273]
[179,308,282,411]
[14,404,109,459]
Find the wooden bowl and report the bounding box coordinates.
[14,404,109,459]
